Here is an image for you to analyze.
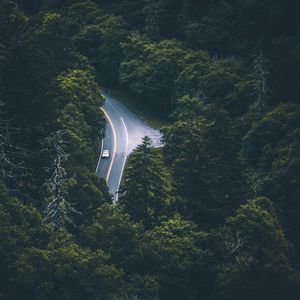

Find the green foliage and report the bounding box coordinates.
[163,99,248,226]
[79,203,143,269]
[174,55,257,117]
[216,197,300,299]
[141,215,213,299]
[119,137,169,228]
[242,103,300,258]
[143,0,187,39]
[1,1,300,299]
[66,2,129,86]
[120,35,189,113]
[123,274,160,300]
[0,183,51,298]
[120,34,263,117]
[55,69,105,141]
[52,69,110,226]
[79,204,161,299]
[16,235,124,300]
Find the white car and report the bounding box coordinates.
[101,149,110,158]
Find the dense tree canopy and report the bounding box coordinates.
[1,0,300,299]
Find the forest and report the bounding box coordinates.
[0,0,300,299]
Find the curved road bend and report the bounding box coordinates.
[96,92,163,202]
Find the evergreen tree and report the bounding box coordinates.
[163,100,248,227]
[119,136,168,227]
[216,197,300,300]
[142,215,213,300]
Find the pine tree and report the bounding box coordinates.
[119,136,168,227]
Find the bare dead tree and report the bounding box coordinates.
[43,130,77,229]
[0,101,24,179]
[230,231,246,257]
[251,53,269,113]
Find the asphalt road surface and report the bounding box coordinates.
[95,92,163,201]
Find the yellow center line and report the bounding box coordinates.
[101,107,117,182]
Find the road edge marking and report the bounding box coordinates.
[115,116,129,202]
[95,138,104,174]
[121,116,129,147]
[101,107,117,182]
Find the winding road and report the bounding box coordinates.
[95,92,162,201]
